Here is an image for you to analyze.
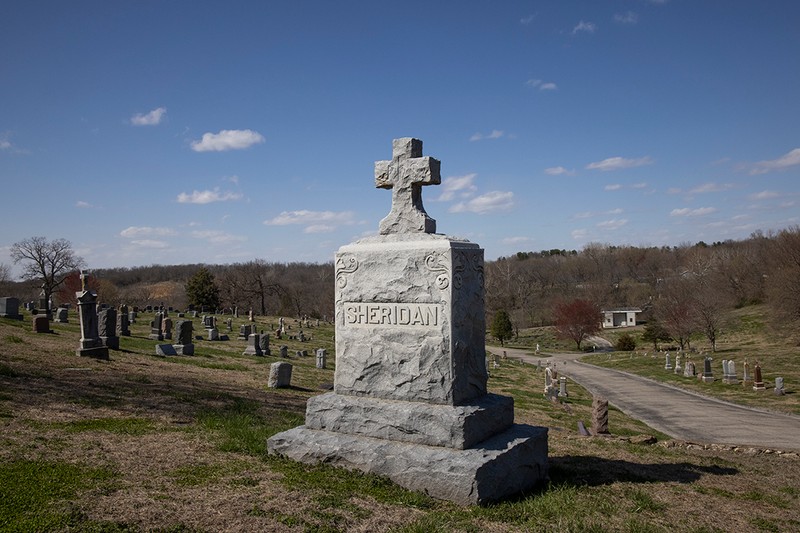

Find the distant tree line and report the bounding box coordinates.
[4,227,799,338]
[484,226,800,347]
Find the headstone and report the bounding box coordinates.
[316,348,327,369]
[742,359,752,385]
[149,312,164,341]
[268,361,293,388]
[117,305,130,336]
[268,138,547,505]
[753,362,765,391]
[280,345,288,358]
[684,360,695,378]
[702,356,714,383]
[544,366,558,399]
[664,352,672,370]
[259,333,271,355]
[174,320,194,355]
[723,360,738,385]
[207,328,219,341]
[774,377,785,396]
[237,324,251,341]
[591,397,609,435]
[674,353,682,373]
[243,333,263,356]
[558,376,569,398]
[97,308,119,350]
[0,297,23,320]
[33,314,51,333]
[162,316,173,340]
[55,307,69,323]
[75,272,109,360]
[226,318,233,332]
[129,310,137,324]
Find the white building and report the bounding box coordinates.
[601,307,642,329]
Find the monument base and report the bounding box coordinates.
[701,375,715,383]
[77,346,109,360]
[267,423,548,505]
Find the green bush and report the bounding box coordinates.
[615,333,637,351]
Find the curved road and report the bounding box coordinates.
[486,345,800,452]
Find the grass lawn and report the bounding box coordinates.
[1,310,799,532]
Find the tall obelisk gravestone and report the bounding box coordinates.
[268,138,548,505]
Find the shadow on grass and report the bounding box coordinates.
[548,454,738,486]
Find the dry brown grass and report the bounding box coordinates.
[2,313,799,532]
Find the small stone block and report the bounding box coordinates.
[268,362,292,388]
[156,344,178,356]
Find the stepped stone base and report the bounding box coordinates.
[267,423,548,505]
[77,346,109,360]
[305,392,513,449]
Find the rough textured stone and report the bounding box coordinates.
[268,362,292,388]
[305,392,513,449]
[592,397,609,435]
[267,424,548,506]
[334,234,486,405]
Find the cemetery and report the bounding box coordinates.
[0,141,798,529]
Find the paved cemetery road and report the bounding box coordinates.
[486,346,800,452]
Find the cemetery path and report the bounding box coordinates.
[487,346,800,452]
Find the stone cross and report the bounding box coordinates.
[374,137,441,234]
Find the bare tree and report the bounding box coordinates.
[10,237,85,316]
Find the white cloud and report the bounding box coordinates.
[573,21,597,34]
[520,14,535,25]
[0,139,11,150]
[450,191,514,214]
[190,129,265,152]
[525,79,557,91]
[604,184,622,191]
[571,229,588,240]
[76,201,92,208]
[470,130,504,142]
[596,218,628,230]
[689,182,734,193]
[544,166,575,176]
[670,207,718,217]
[750,148,800,175]
[304,224,336,234]
[190,230,246,244]
[224,175,240,185]
[120,226,177,238]
[176,188,243,204]
[130,239,169,249]
[586,156,653,171]
[436,174,478,201]
[130,107,166,126]
[614,11,638,24]
[632,182,648,189]
[264,210,356,227]
[749,190,780,200]
[502,236,532,245]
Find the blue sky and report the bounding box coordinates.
[2,1,799,277]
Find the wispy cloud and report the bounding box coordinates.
[614,11,638,24]
[525,79,558,91]
[632,182,648,189]
[120,226,177,238]
[224,175,240,185]
[436,174,478,201]
[130,240,169,249]
[0,133,26,154]
[130,107,166,126]
[264,210,356,233]
[586,156,653,171]
[544,166,575,176]
[190,129,265,152]
[176,188,243,204]
[573,208,623,220]
[520,14,535,25]
[597,218,628,230]
[190,230,246,244]
[749,190,780,200]
[572,21,597,34]
[75,200,93,208]
[604,184,622,191]
[469,130,505,142]
[571,229,588,240]
[749,147,800,175]
[450,191,514,214]
[689,182,734,194]
[670,207,718,217]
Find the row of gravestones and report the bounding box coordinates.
[663,353,786,395]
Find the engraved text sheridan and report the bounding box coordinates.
[343,302,439,327]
